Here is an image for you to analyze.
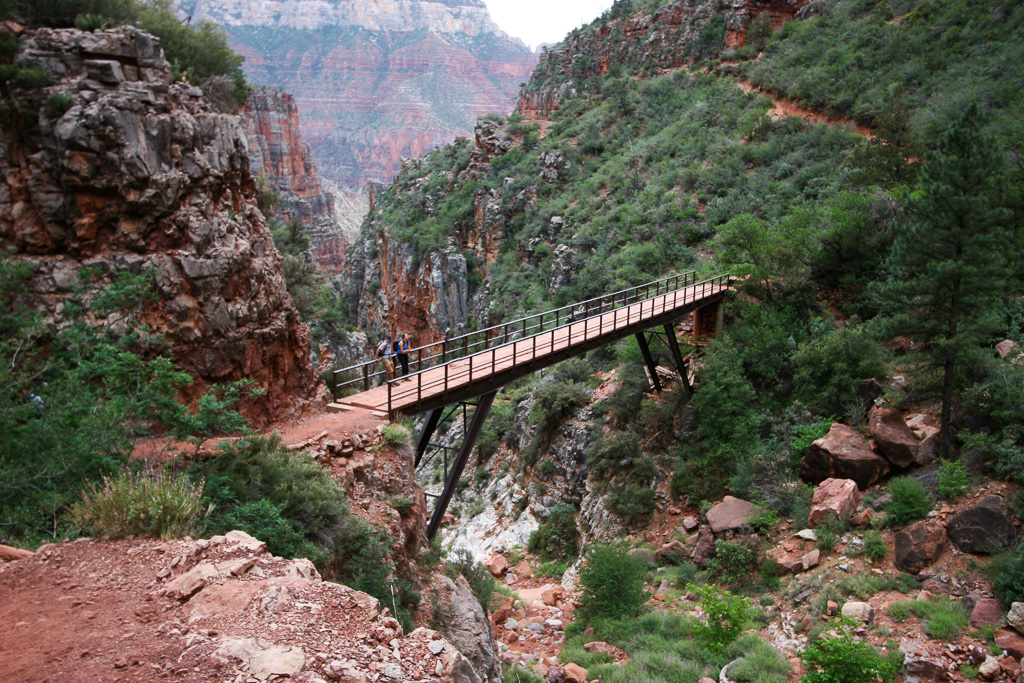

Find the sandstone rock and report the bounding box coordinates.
[849,509,875,529]
[692,524,715,568]
[162,561,220,600]
[947,496,1017,554]
[0,544,32,561]
[970,597,1006,628]
[563,663,588,683]
[706,496,757,533]
[800,424,891,489]
[1008,602,1024,634]
[841,601,874,624]
[808,478,861,527]
[795,529,818,542]
[826,600,839,616]
[979,655,1001,680]
[995,629,1024,659]
[656,539,690,563]
[484,554,510,578]
[997,339,1021,359]
[541,587,565,607]
[325,660,372,683]
[249,645,306,680]
[225,530,267,553]
[869,407,919,468]
[894,521,946,574]
[801,549,820,571]
[903,655,947,682]
[682,516,700,532]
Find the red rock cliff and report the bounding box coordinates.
[0,26,328,426]
[517,0,810,119]
[242,87,348,273]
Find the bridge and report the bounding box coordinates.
[329,271,731,538]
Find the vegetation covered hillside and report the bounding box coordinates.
[351,0,1024,624]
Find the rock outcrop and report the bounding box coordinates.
[894,521,947,574]
[808,478,860,527]
[179,0,537,225]
[516,0,812,119]
[800,423,891,489]
[0,26,327,425]
[946,496,1017,555]
[242,87,349,273]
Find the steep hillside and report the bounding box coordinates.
[177,0,538,224]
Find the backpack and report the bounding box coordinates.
[393,340,401,354]
[376,340,386,359]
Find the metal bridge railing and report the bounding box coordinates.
[330,270,701,399]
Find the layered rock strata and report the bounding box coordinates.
[0,26,327,425]
[177,0,537,222]
[242,86,348,273]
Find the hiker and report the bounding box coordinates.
[395,333,410,377]
[376,334,395,381]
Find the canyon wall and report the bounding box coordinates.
[242,86,348,273]
[176,0,538,225]
[517,0,810,118]
[0,26,327,426]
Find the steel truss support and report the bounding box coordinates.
[425,391,497,541]
[634,331,662,393]
[415,408,444,467]
[662,323,692,398]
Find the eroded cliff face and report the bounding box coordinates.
[175,0,537,226]
[242,86,349,273]
[517,0,810,118]
[344,121,510,344]
[0,26,327,426]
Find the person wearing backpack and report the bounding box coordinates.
[376,334,395,381]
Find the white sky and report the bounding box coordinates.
[484,0,613,51]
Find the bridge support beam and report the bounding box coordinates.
[634,332,662,393]
[415,408,444,468]
[662,324,691,398]
[426,391,497,541]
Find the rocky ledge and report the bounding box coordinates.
[0,26,327,425]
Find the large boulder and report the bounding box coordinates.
[705,496,758,533]
[994,630,1024,660]
[808,478,861,527]
[434,576,500,683]
[691,524,715,568]
[1008,602,1024,634]
[869,408,919,468]
[801,424,891,490]
[894,521,947,574]
[946,496,1017,554]
[905,414,941,465]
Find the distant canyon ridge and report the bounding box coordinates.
[176,0,538,227]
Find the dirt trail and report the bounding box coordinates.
[735,78,874,138]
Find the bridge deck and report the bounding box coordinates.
[331,277,729,418]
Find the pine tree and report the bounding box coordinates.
[874,103,1013,458]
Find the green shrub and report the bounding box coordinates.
[689,583,750,651]
[706,539,758,585]
[885,601,912,622]
[605,483,656,524]
[71,469,207,539]
[961,664,979,680]
[535,560,568,579]
[530,378,590,437]
[503,665,544,683]
[801,625,899,683]
[937,459,969,501]
[884,476,931,527]
[793,324,886,418]
[74,13,109,30]
[987,545,1024,606]
[382,424,409,446]
[386,496,414,516]
[220,498,324,564]
[816,515,847,552]
[45,92,74,117]
[916,598,968,640]
[577,544,650,623]
[446,549,499,611]
[863,530,887,562]
[527,504,579,561]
